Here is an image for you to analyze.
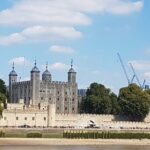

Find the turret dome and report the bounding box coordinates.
[42,63,51,82]
[43,68,51,75]
[68,59,76,83]
[9,62,17,76]
[68,59,76,73]
[68,67,75,73]
[31,60,40,73]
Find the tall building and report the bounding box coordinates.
[8,60,78,114]
[78,89,87,97]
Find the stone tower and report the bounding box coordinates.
[9,62,17,103]
[47,104,56,127]
[68,59,76,83]
[42,63,52,82]
[30,60,40,106]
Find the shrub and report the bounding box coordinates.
[63,130,150,139]
[0,131,5,137]
[26,132,42,138]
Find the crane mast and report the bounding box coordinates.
[117,53,130,85]
[129,63,142,87]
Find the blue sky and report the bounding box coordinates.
[0,0,150,94]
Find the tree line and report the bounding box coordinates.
[80,83,150,121]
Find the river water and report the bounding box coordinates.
[0,145,150,150]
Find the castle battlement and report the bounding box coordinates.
[13,81,30,85]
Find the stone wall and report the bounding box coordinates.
[0,104,150,128]
[0,109,47,127]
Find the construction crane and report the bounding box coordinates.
[129,63,142,87]
[117,53,131,85]
[131,74,136,83]
[129,63,146,89]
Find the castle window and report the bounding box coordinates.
[65,98,67,101]
[65,107,67,110]
[65,92,67,95]
[72,98,74,102]
[16,117,19,120]
[44,117,46,121]
[41,97,43,100]
[4,117,6,120]
[73,92,75,95]
[57,91,59,94]
[49,98,51,100]
[32,117,35,121]
[57,107,59,110]
[25,117,27,120]
[72,107,74,111]
[57,98,59,101]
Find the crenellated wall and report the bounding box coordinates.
[0,104,150,129]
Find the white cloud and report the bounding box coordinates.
[0,33,25,46]
[0,26,82,45]
[0,0,143,27]
[49,45,75,54]
[128,60,150,71]
[9,57,30,66]
[0,0,143,45]
[106,1,143,15]
[49,62,69,71]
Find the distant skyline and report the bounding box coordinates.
[0,0,150,94]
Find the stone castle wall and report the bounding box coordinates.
[0,104,150,129]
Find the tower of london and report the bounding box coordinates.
[8,60,78,114]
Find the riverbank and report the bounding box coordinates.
[0,138,150,146]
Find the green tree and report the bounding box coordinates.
[0,93,6,104]
[80,83,118,114]
[0,93,6,114]
[0,79,7,114]
[118,84,150,121]
[110,93,120,114]
[0,79,6,95]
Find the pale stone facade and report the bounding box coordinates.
[8,61,78,114]
[0,103,150,129]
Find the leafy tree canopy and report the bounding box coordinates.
[118,84,150,121]
[0,79,6,95]
[80,83,119,114]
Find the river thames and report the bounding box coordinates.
[0,145,150,150]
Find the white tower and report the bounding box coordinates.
[30,60,40,106]
[9,62,17,103]
[68,59,76,83]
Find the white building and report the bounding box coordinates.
[8,61,78,114]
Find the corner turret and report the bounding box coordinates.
[68,59,76,83]
[9,62,17,103]
[30,59,40,106]
[42,63,52,82]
